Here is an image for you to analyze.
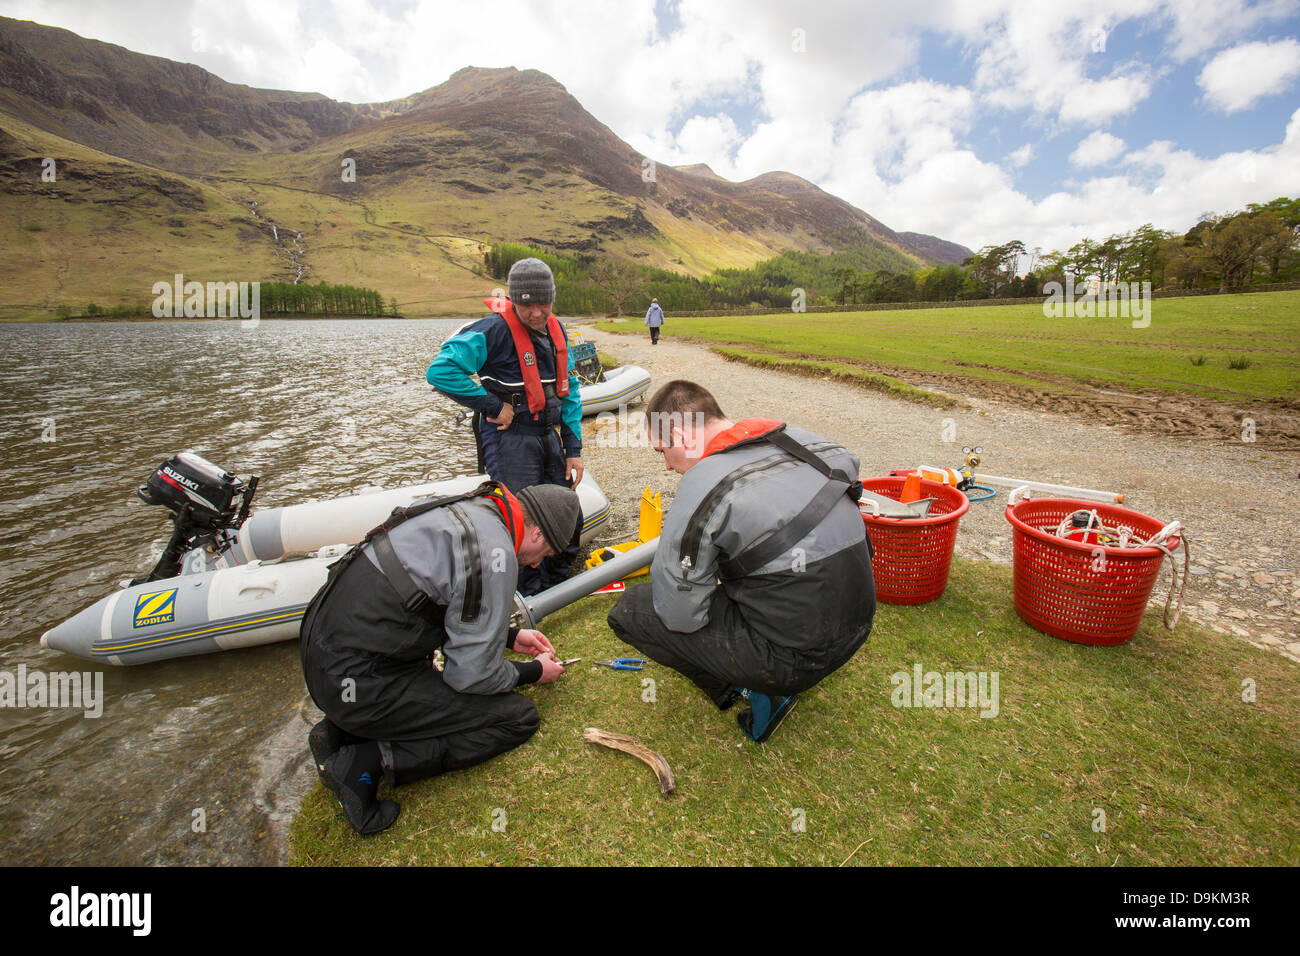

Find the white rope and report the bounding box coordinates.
[1054,514,1189,631]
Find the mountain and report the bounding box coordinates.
[897,231,974,266]
[0,16,970,315]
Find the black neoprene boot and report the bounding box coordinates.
[321,742,400,836]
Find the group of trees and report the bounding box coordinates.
[257,281,396,316]
[484,196,1298,315]
[485,242,716,314]
[981,197,1300,299]
[830,197,1299,306]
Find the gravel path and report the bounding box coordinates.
[576,323,1300,663]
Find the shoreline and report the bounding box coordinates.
[579,327,1300,663]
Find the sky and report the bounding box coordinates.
[4,0,1300,255]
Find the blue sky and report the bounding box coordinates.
[3,0,1299,254]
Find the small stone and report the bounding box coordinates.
[1253,572,1276,586]
[1260,636,1283,646]
[1291,588,1300,599]
[1288,642,1300,656]
[1227,609,1249,620]
[1267,599,1284,608]
[1189,566,1210,576]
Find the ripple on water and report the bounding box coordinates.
[0,318,479,864]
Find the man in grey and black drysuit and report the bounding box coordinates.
[607,380,875,742]
[300,482,579,835]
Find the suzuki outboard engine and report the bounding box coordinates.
[133,452,259,583]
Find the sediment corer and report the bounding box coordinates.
[981,475,1123,504]
[513,538,659,630]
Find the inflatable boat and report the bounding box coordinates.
[579,364,651,416]
[40,454,611,666]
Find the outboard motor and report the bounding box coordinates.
[133,452,259,583]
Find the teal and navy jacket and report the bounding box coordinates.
[428,311,583,458]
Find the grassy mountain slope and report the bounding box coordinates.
[0,16,963,316]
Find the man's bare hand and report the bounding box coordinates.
[513,629,554,657]
[537,651,566,683]
[566,456,584,488]
[487,403,514,431]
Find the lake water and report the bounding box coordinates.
[0,319,480,864]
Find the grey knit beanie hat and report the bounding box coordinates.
[508,258,556,305]
[516,484,581,553]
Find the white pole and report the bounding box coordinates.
[976,474,1124,504]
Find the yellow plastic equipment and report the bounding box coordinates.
[584,486,662,578]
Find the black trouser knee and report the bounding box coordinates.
[380,693,540,786]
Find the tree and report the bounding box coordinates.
[589,257,644,316]
[1195,213,1281,292]
[964,241,1025,296]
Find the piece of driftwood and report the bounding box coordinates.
[583,727,676,795]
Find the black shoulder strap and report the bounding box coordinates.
[761,430,853,484]
[363,480,500,620]
[680,427,861,580]
[373,480,499,536]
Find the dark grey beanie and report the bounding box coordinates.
[507,257,556,305]
[516,484,581,553]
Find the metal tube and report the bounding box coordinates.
[977,474,1123,504]
[512,537,660,629]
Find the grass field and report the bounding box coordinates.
[289,560,1299,866]
[599,291,1300,406]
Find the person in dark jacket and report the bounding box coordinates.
[644,298,665,344]
[427,258,584,595]
[607,381,875,743]
[301,482,581,835]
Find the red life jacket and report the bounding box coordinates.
[486,483,527,555]
[484,298,570,414]
[701,418,783,459]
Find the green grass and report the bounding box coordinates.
[597,292,1300,405]
[289,560,1299,866]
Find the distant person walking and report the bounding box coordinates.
[644,298,665,344]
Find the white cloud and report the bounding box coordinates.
[1007,144,1035,167]
[963,0,1159,126]
[674,114,743,163]
[1069,131,1126,167]
[1161,0,1300,61]
[2,0,1299,260]
[1198,38,1300,112]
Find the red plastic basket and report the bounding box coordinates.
[1005,496,1179,645]
[859,477,969,605]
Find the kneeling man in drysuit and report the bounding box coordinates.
[607,381,875,743]
[300,482,580,835]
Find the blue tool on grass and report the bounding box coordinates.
[593,657,648,671]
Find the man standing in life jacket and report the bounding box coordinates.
[428,258,584,596]
[607,380,876,743]
[301,481,580,835]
